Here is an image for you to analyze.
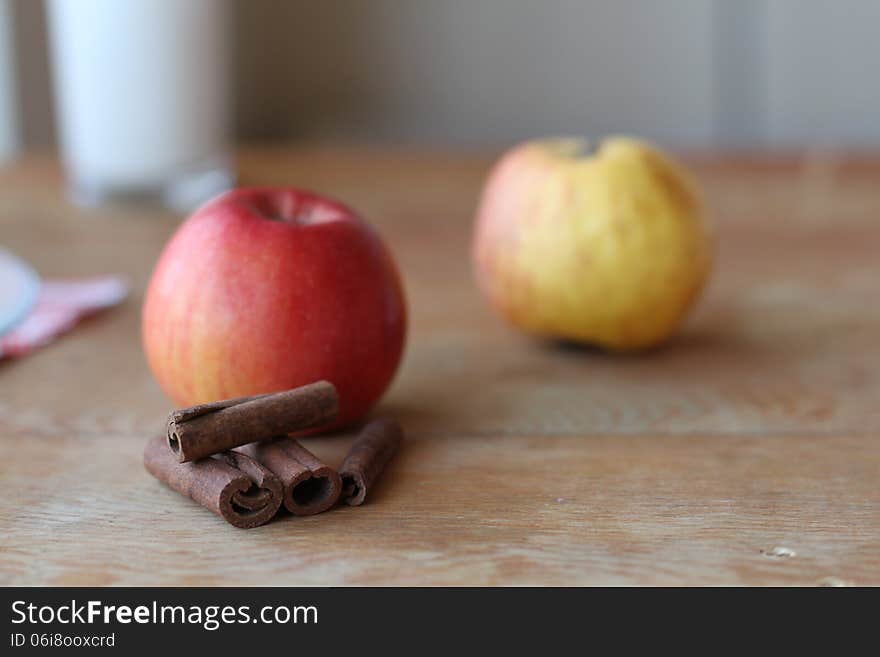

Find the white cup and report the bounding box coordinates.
[46,0,234,211]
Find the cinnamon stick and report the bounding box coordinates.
[339,417,403,506]
[143,435,283,529]
[166,381,338,463]
[239,438,342,515]
[168,391,273,424]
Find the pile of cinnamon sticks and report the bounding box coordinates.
[143,381,403,528]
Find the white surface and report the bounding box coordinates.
[234,0,880,148]
[0,247,40,336]
[13,0,880,148]
[46,0,230,188]
[0,0,19,162]
[336,0,717,147]
[764,0,880,147]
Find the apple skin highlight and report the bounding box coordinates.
[142,187,407,428]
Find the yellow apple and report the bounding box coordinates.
[472,136,712,350]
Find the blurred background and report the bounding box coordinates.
[1,0,878,162]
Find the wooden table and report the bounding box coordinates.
[1,148,878,586]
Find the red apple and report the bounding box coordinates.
[142,187,407,428]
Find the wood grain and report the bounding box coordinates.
[0,148,878,585]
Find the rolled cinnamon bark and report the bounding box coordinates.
[239,438,342,515]
[339,417,403,506]
[166,381,338,463]
[143,435,283,529]
[168,391,273,424]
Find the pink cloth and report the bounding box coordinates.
[0,276,129,359]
